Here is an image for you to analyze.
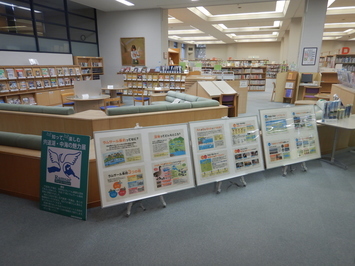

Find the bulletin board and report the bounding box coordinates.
[94,124,195,208]
[259,105,321,169]
[189,116,265,186]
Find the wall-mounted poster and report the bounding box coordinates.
[189,116,264,186]
[259,106,321,169]
[94,124,195,208]
[120,37,145,66]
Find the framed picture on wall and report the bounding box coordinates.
[302,47,317,66]
[120,37,145,66]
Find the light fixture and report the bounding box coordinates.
[115,0,134,7]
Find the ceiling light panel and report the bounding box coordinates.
[116,0,134,6]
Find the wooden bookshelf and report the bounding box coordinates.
[283,71,298,104]
[0,65,80,106]
[73,56,104,80]
[320,72,339,94]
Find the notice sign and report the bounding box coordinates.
[40,131,90,220]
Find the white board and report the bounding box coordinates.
[213,81,236,94]
[189,116,265,186]
[259,105,321,169]
[94,124,195,208]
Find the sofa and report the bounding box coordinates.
[0,103,74,115]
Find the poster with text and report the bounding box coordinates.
[190,117,264,186]
[94,124,195,208]
[40,131,90,220]
[259,106,321,169]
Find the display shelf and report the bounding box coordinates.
[0,65,81,105]
[334,54,355,72]
[283,71,298,104]
[320,72,339,93]
[73,56,104,80]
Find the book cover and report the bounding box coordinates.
[27,80,36,89]
[152,74,158,81]
[33,68,41,77]
[0,69,6,79]
[6,69,15,79]
[175,75,181,81]
[147,74,152,81]
[41,68,49,77]
[16,69,25,79]
[63,67,69,76]
[68,68,74,76]
[49,68,56,76]
[9,80,18,90]
[43,79,51,87]
[0,82,8,92]
[57,68,64,76]
[28,96,36,104]
[75,68,80,75]
[22,97,29,104]
[7,96,21,104]
[64,78,71,86]
[19,81,28,90]
[35,80,43,89]
[58,78,65,86]
[50,78,57,87]
[25,68,34,78]
[284,89,293,98]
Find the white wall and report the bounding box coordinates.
[321,41,355,55]
[205,42,281,62]
[0,51,73,65]
[97,9,167,87]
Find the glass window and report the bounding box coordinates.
[33,5,66,25]
[0,0,32,19]
[68,14,95,31]
[33,0,64,10]
[71,41,98,56]
[0,34,36,51]
[70,28,96,43]
[38,37,69,53]
[38,23,67,39]
[0,15,34,35]
[67,1,95,18]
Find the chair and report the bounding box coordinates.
[61,92,75,107]
[219,93,238,117]
[270,82,276,102]
[132,89,150,106]
[100,97,121,111]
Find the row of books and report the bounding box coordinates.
[79,62,103,67]
[0,95,37,105]
[0,67,81,80]
[124,74,186,82]
[124,81,186,90]
[0,77,80,92]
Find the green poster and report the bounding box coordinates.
[40,131,90,220]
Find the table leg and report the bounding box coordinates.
[320,127,348,170]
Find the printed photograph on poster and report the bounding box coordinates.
[195,124,226,151]
[268,139,291,162]
[234,145,261,170]
[302,47,317,66]
[199,151,229,178]
[149,129,186,159]
[264,112,288,134]
[292,110,314,130]
[104,165,146,202]
[152,159,189,190]
[230,120,257,145]
[99,134,143,167]
[46,147,82,188]
[120,37,145,66]
[296,136,317,157]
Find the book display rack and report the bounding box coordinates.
[73,56,104,80]
[0,65,81,105]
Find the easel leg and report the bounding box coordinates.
[240,176,247,186]
[301,162,307,172]
[159,195,167,208]
[126,202,133,217]
[216,181,222,194]
[282,165,288,177]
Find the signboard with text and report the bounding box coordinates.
[40,131,90,220]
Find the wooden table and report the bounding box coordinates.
[101,87,124,103]
[67,95,110,112]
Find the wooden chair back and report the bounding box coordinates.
[61,92,75,106]
[219,93,238,117]
[132,89,150,105]
[100,97,121,111]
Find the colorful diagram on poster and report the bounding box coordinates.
[195,124,226,151]
[152,159,189,189]
[292,110,314,130]
[230,120,258,145]
[234,145,261,170]
[268,139,291,162]
[46,147,82,188]
[200,151,229,178]
[149,129,186,159]
[264,112,288,134]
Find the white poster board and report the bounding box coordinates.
[94,124,195,208]
[259,105,321,169]
[189,116,264,186]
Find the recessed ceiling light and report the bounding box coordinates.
[116,0,134,7]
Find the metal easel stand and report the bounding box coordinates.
[282,162,307,177]
[125,195,167,217]
[215,176,247,193]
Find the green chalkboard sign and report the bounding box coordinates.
[40,131,90,220]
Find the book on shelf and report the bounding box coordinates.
[68,68,74,76]
[58,78,65,86]
[15,69,25,79]
[63,67,69,76]
[84,76,91,80]
[41,68,49,77]
[22,97,29,104]
[25,68,34,78]
[19,81,28,90]
[43,79,51,88]
[0,82,8,92]
[8,80,18,91]
[175,74,181,81]
[64,78,71,86]
[35,80,43,89]
[284,89,293,98]
[7,96,21,104]
[49,68,56,76]
[0,98,5,103]
[27,80,36,89]
[0,69,6,79]
[28,96,36,104]
[50,78,57,87]
[75,68,81,75]
[5,69,15,79]
[33,68,42,77]
[57,68,64,76]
